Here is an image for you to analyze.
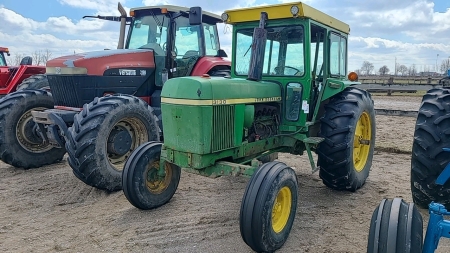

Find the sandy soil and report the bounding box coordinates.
[1,94,449,253]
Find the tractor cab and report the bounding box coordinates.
[0,47,8,67]
[222,3,357,130]
[126,5,228,84]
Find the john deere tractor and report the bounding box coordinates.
[121,2,376,252]
[0,4,230,191]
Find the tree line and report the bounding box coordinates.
[6,49,53,66]
[356,59,450,76]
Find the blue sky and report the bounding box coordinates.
[1,0,449,74]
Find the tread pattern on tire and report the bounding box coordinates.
[367,198,423,253]
[66,94,160,191]
[16,74,50,91]
[317,87,375,191]
[240,161,298,252]
[0,89,65,168]
[411,88,450,209]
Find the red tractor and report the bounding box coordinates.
[0,4,230,192]
[0,47,48,96]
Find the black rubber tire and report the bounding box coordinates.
[317,87,376,191]
[0,89,65,168]
[240,161,298,252]
[122,141,181,210]
[367,198,423,253]
[66,94,160,191]
[411,88,450,209]
[16,74,50,91]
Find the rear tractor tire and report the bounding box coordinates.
[240,161,298,252]
[317,87,375,191]
[0,89,65,168]
[411,88,450,209]
[367,198,423,253]
[122,142,181,210]
[66,94,160,191]
[16,74,50,92]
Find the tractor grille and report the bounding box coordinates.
[212,105,235,152]
[47,75,82,107]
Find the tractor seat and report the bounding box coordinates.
[182,50,199,59]
[20,56,33,65]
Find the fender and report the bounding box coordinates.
[190,57,231,76]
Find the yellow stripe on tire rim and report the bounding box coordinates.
[353,111,372,172]
[272,186,292,233]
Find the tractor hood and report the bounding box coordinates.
[161,76,281,102]
[46,49,155,76]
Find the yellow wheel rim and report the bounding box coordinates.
[353,111,372,172]
[272,186,292,233]
[145,161,172,194]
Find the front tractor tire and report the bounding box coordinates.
[0,89,65,168]
[240,161,298,252]
[66,94,160,192]
[367,198,423,253]
[317,87,376,191]
[122,142,181,210]
[411,88,450,209]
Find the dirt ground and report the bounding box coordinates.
[1,94,449,253]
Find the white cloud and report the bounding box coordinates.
[1,0,449,75]
[58,0,127,15]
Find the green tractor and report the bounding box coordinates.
[121,2,375,252]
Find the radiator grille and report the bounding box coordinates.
[212,105,235,152]
[48,75,81,107]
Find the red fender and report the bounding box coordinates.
[190,57,231,76]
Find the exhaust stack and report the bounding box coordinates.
[247,12,268,81]
[117,2,127,49]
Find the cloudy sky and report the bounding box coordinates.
[1,0,449,74]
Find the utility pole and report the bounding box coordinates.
[436,54,439,72]
[395,57,397,76]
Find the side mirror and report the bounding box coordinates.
[189,7,202,25]
[216,49,228,58]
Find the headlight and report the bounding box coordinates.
[290,5,299,16]
[221,12,229,22]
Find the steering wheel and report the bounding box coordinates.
[283,66,302,76]
[162,42,178,56]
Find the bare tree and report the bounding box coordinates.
[41,49,53,65]
[397,65,408,76]
[12,53,23,66]
[408,64,417,76]
[378,65,390,75]
[360,61,374,75]
[32,50,43,65]
[5,55,13,66]
[441,58,450,74]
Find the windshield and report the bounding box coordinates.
[0,52,6,66]
[126,13,220,57]
[127,14,169,55]
[235,25,305,77]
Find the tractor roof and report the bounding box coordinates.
[222,2,350,34]
[0,47,9,53]
[130,5,222,23]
